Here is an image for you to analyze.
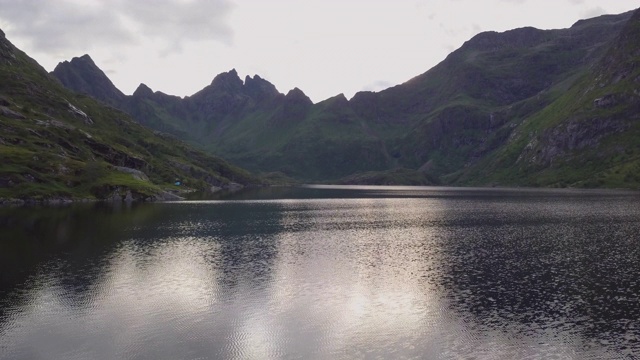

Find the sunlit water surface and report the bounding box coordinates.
[1,186,640,359]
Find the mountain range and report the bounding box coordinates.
[52,8,640,188]
[2,8,639,202]
[0,28,260,202]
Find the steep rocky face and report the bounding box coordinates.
[52,55,125,107]
[519,118,631,167]
[244,74,280,101]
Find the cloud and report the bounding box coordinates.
[0,0,234,55]
[0,0,132,52]
[119,0,234,51]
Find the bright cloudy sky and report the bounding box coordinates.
[0,0,638,102]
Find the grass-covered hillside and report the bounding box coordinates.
[0,29,260,202]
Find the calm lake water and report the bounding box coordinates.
[1,185,640,359]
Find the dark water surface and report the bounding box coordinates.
[1,186,640,359]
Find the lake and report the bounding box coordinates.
[1,185,639,359]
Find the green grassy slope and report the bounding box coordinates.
[0,29,260,201]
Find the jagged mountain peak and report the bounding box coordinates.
[52,53,125,107]
[322,93,349,105]
[284,87,312,105]
[210,68,243,89]
[244,74,271,86]
[133,83,154,98]
[54,54,101,81]
[244,74,280,100]
[245,74,262,82]
[55,54,99,73]
[72,54,95,63]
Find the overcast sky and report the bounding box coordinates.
[0,0,638,102]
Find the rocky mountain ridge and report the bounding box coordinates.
[52,8,640,188]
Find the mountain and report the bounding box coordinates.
[51,62,405,181]
[453,8,640,188]
[0,29,260,202]
[53,8,640,188]
[53,54,126,108]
